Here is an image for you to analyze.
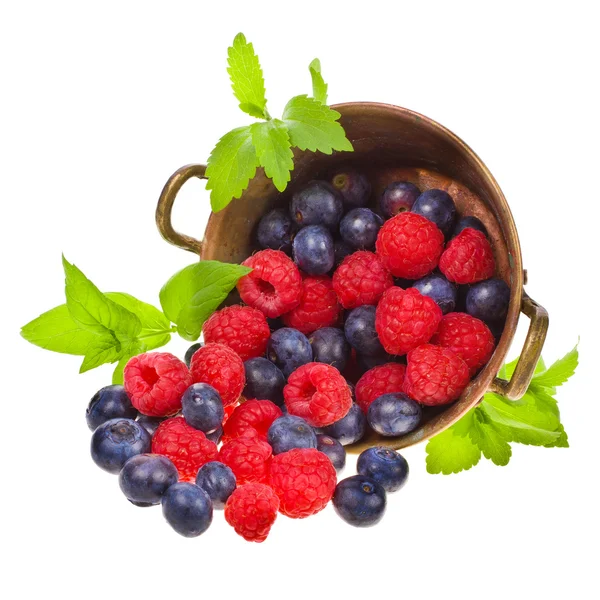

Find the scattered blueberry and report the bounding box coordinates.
[356,352,399,374]
[466,278,510,323]
[323,403,367,446]
[333,475,386,527]
[267,328,313,377]
[205,427,223,444]
[412,272,457,314]
[243,357,286,406]
[267,415,317,454]
[367,393,422,436]
[334,239,354,266]
[317,434,346,471]
[185,343,203,367]
[357,447,409,492]
[196,461,237,509]
[118,453,178,505]
[344,306,384,356]
[136,415,166,436]
[380,181,420,217]
[339,208,383,249]
[452,215,488,238]
[257,207,297,253]
[290,181,343,230]
[293,224,335,275]
[309,327,350,372]
[162,482,213,537]
[181,383,224,433]
[86,385,137,431]
[412,189,456,237]
[331,170,371,207]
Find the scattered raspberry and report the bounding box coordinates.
[355,363,407,413]
[268,448,336,518]
[124,352,191,417]
[222,399,283,443]
[218,428,272,484]
[439,228,495,284]
[332,251,393,309]
[190,343,245,407]
[375,212,444,279]
[203,305,270,361]
[224,483,280,543]
[282,275,342,334]
[151,416,218,481]
[403,344,470,405]
[237,249,302,318]
[432,312,495,374]
[375,287,442,355]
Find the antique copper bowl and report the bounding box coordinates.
[155,102,548,454]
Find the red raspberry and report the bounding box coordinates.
[223,402,238,425]
[190,343,245,407]
[222,400,283,443]
[218,429,272,484]
[282,275,342,334]
[432,312,495,375]
[268,448,336,518]
[355,363,407,413]
[375,212,444,279]
[332,251,393,309]
[224,483,280,543]
[375,287,442,355]
[403,344,470,405]
[439,228,495,284]
[124,352,191,417]
[237,249,302,318]
[284,362,352,427]
[203,305,270,361]
[152,416,218,481]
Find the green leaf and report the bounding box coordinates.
[251,119,293,192]
[309,58,328,104]
[282,95,353,155]
[79,335,124,373]
[112,355,130,385]
[501,355,546,380]
[535,356,547,374]
[470,411,512,466]
[425,426,482,475]
[531,344,578,389]
[544,424,569,448]
[227,33,267,119]
[482,392,560,432]
[205,126,260,212]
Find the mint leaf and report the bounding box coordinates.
[309,58,328,104]
[425,425,481,474]
[470,411,512,466]
[205,126,259,212]
[482,392,560,432]
[112,355,129,385]
[544,424,569,448]
[283,95,353,154]
[79,336,125,373]
[531,344,578,389]
[251,119,293,192]
[227,33,268,119]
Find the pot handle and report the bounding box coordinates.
[155,164,207,256]
[489,293,549,400]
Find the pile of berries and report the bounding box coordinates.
[86,170,509,541]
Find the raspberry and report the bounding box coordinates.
[190,343,245,407]
[268,448,336,518]
[224,483,280,543]
[151,417,218,481]
[355,363,407,413]
[284,362,352,427]
[332,251,393,309]
[218,429,272,484]
[375,212,444,279]
[375,287,442,355]
[282,275,342,334]
[403,344,470,405]
[203,305,270,361]
[124,352,191,417]
[439,228,496,284]
[223,402,238,425]
[222,400,283,443]
[237,249,302,318]
[432,312,495,374]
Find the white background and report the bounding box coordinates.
[2,1,598,599]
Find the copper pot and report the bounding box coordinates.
[155,102,548,454]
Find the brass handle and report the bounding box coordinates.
[155,164,207,256]
[489,293,549,400]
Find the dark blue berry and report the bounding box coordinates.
[334,239,353,266]
[333,475,386,527]
[316,434,346,471]
[466,278,510,323]
[394,277,416,289]
[356,352,399,374]
[412,189,456,237]
[380,181,420,218]
[412,273,457,314]
[452,215,487,238]
[293,224,335,275]
[309,327,350,372]
[136,415,166,436]
[339,208,383,249]
[257,208,297,253]
[91,418,151,474]
[267,415,317,454]
[290,181,343,230]
[118,453,178,505]
[86,385,137,431]
[344,306,384,356]
[323,403,366,445]
[357,446,409,492]
[181,383,224,433]
[185,343,203,367]
[243,357,286,406]
[161,482,213,537]
[331,170,371,207]
[206,427,223,444]
[196,461,237,509]
[267,328,313,377]
[367,393,422,437]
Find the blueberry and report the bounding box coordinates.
[257,207,297,253]
[206,426,223,444]
[331,170,371,207]
[394,277,416,289]
[452,215,488,238]
[356,352,399,374]
[367,393,422,436]
[162,482,213,537]
[267,415,317,454]
[334,239,353,266]
[309,327,350,372]
[243,357,286,406]
[333,475,386,527]
[412,273,457,314]
[91,418,151,474]
[316,434,346,471]
[181,383,224,432]
[339,208,383,249]
[380,181,420,218]
[357,446,409,492]
[267,328,313,377]
[267,317,285,331]
[136,415,166,436]
[323,403,367,445]
[184,343,203,367]
[412,189,457,237]
[466,278,510,323]
[292,225,335,275]
[344,306,384,356]
[119,453,178,505]
[196,461,237,509]
[290,181,343,230]
[86,385,137,431]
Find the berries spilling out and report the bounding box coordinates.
[86,385,138,431]
[317,434,346,471]
[309,327,351,372]
[333,475,386,527]
[367,393,422,436]
[267,414,317,454]
[243,357,286,406]
[119,454,179,506]
[196,461,237,509]
[222,400,282,443]
[218,429,272,484]
[162,482,213,538]
[323,403,367,445]
[355,363,407,413]
[225,483,280,543]
[357,447,409,492]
